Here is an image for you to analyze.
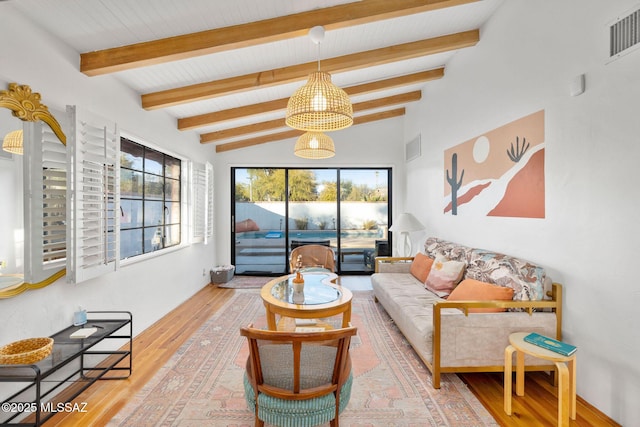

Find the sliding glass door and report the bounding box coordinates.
[339,169,390,272]
[232,167,390,275]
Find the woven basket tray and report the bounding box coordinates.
[0,337,54,365]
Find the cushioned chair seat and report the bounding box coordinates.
[243,373,353,427]
[240,325,356,427]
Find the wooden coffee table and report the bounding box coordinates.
[260,272,353,331]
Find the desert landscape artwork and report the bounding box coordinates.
[444,110,545,218]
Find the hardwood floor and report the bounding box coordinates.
[459,372,620,426]
[47,284,619,426]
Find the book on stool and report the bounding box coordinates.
[524,332,577,356]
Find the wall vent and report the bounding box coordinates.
[405,134,421,162]
[608,4,640,62]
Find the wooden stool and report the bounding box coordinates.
[504,332,577,427]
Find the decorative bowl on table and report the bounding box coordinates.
[0,337,54,364]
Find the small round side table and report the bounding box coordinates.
[504,332,577,427]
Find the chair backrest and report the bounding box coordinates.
[240,325,357,401]
[290,239,331,249]
[290,244,336,272]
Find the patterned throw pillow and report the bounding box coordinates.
[409,252,434,283]
[424,255,466,297]
[447,278,515,312]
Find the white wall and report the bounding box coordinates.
[213,117,406,265]
[404,1,640,424]
[0,7,215,344]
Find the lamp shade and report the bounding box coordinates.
[389,213,424,233]
[2,129,23,155]
[285,71,353,132]
[294,131,335,159]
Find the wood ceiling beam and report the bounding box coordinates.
[200,91,421,143]
[80,0,479,76]
[143,30,477,110]
[215,108,405,153]
[178,69,442,131]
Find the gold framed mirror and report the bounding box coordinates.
[0,82,67,298]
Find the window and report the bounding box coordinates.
[119,138,181,259]
[66,107,205,284]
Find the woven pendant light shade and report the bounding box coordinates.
[294,131,335,159]
[2,130,23,155]
[286,71,353,132]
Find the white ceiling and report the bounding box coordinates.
[8,0,505,150]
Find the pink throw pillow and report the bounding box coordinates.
[424,255,465,297]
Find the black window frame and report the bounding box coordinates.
[119,137,182,260]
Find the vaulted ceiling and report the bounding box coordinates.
[10,0,504,152]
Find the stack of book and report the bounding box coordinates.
[524,332,577,356]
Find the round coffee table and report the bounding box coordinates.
[260,272,353,331]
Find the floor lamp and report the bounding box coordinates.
[389,213,425,257]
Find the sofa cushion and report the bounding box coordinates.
[410,252,434,283]
[447,279,514,312]
[371,272,443,362]
[466,249,546,301]
[424,237,548,301]
[424,255,465,298]
[424,238,469,263]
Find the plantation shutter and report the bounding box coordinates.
[205,162,214,244]
[23,116,68,284]
[66,106,120,284]
[192,161,214,244]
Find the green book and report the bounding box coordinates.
[523,332,577,356]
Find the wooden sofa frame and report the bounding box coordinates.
[374,256,563,388]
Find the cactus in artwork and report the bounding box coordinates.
[446,153,464,215]
[507,136,530,162]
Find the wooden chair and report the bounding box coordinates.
[290,239,331,249]
[240,324,357,427]
[290,244,336,272]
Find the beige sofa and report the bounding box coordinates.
[371,237,562,388]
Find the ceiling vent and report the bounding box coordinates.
[608,4,640,62]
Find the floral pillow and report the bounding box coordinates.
[424,255,466,297]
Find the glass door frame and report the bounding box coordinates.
[231,167,392,276]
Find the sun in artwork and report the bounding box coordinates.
[472,135,490,163]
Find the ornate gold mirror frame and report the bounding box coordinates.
[0,83,67,298]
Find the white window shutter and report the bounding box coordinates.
[191,161,214,244]
[205,162,214,244]
[23,117,68,284]
[66,106,120,284]
[192,162,206,243]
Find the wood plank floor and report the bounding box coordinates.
[47,285,619,426]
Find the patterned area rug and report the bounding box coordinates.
[217,275,273,289]
[109,290,497,426]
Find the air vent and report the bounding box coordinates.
[609,4,640,61]
[405,134,421,162]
